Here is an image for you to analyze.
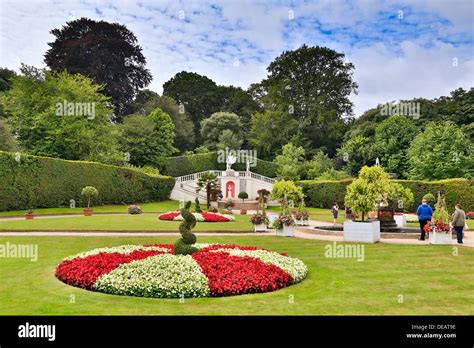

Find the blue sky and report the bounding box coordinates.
[0,0,473,116]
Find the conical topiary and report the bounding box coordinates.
[174,201,199,255]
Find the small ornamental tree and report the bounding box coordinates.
[271,180,304,215]
[344,166,394,221]
[390,183,414,213]
[196,171,218,209]
[238,191,248,203]
[81,186,99,208]
[194,197,202,213]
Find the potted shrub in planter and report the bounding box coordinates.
[224,198,235,214]
[426,194,452,245]
[240,209,247,215]
[270,181,303,237]
[250,212,269,232]
[343,166,396,243]
[294,200,309,226]
[238,191,248,203]
[273,214,295,236]
[25,209,35,220]
[127,204,142,214]
[81,186,99,216]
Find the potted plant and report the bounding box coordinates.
[426,194,452,245]
[270,181,303,237]
[81,186,99,216]
[224,198,235,214]
[250,212,269,232]
[294,200,310,226]
[25,209,35,220]
[343,166,397,243]
[240,209,247,215]
[273,214,295,236]
[127,204,142,214]
[238,191,248,203]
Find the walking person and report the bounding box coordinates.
[416,199,433,241]
[345,205,352,221]
[331,203,339,226]
[451,204,466,244]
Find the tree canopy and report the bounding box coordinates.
[44,17,152,120]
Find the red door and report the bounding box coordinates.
[226,181,235,198]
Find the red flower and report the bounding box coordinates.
[158,211,181,220]
[200,212,229,222]
[55,250,163,289]
[192,252,293,297]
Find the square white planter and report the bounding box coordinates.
[253,224,267,232]
[429,231,453,245]
[276,225,295,237]
[394,215,407,227]
[343,220,380,243]
[295,219,309,226]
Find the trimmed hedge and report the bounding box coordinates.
[0,151,175,211]
[298,178,474,212]
[163,152,280,178]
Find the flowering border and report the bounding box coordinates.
[55,243,308,298]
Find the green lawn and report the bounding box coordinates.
[0,235,472,315]
[0,200,184,217]
[0,214,253,232]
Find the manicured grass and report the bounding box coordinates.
[0,214,253,232]
[267,206,346,224]
[0,235,472,315]
[0,200,185,217]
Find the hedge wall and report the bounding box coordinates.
[0,151,175,211]
[298,178,474,212]
[163,152,280,178]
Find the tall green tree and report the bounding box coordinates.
[200,112,243,151]
[163,72,222,142]
[1,67,120,163]
[119,108,177,170]
[44,18,152,120]
[255,44,358,156]
[337,136,374,176]
[407,121,473,180]
[249,109,299,160]
[274,143,306,181]
[374,115,419,178]
[0,117,17,151]
[127,90,195,152]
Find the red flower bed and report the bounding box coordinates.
[158,211,180,220]
[200,212,228,222]
[192,252,293,297]
[55,250,163,289]
[199,244,288,256]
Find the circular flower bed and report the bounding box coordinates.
[159,211,235,222]
[55,244,308,298]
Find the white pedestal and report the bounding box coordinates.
[343,220,380,243]
[276,225,295,237]
[429,231,453,244]
[394,215,407,227]
[295,219,309,226]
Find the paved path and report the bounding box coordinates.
[0,215,471,247]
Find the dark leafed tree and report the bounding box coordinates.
[163,71,222,142]
[44,18,152,121]
[256,44,358,156]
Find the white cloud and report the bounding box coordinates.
[0,0,472,118]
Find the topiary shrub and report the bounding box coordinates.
[238,191,248,203]
[174,201,198,255]
[194,197,202,213]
